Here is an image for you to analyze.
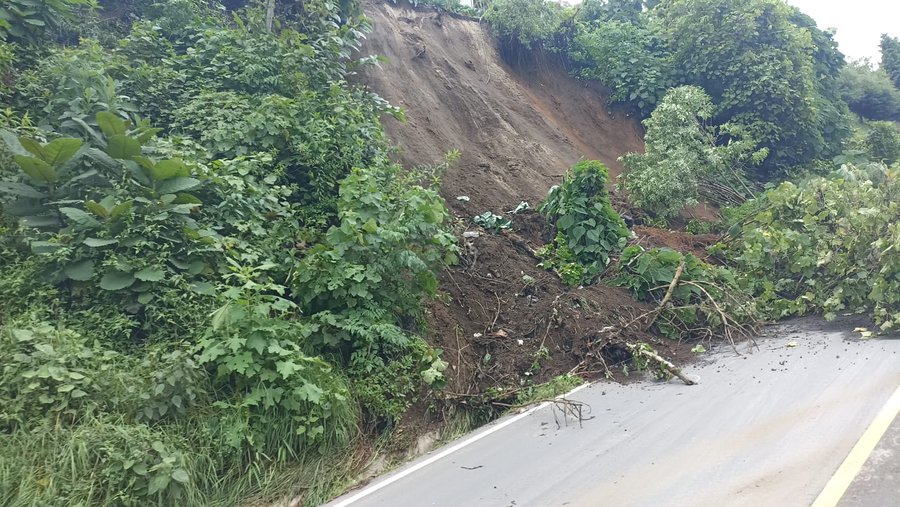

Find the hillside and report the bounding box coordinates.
[354,1,697,414]
[359,0,644,215]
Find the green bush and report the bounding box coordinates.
[620,86,765,218]
[569,20,672,116]
[724,165,900,329]
[538,160,629,286]
[864,121,900,165]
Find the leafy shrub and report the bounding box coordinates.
[620,86,766,218]
[724,165,900,328]
[197,299,357,454]
[616,246,757,340]
[295,157,456,419]
[11,40,133,134]
[483,0,569,52]
[864,121,900,165]
[0,113,223,341]
[569,20,672,116]
[538,160,629,286]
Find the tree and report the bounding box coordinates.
[483,0,568,52]
[577,0,644,24]
[881,34,900,89]
[839,60,900,121]
[620,86,766,218]
[655,0,847,177]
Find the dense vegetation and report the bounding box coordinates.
[0,0,456,504]
[2,0,900,504]
[481,0,900,336]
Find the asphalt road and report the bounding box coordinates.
[327,318,900,507]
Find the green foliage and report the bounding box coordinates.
[839,60,900,121]
[0,0,96,43]
[0,115,223,341]
[197,299,356,454]
[538,160,629,285]
[473,211,512,232]
[616,246,757,340]
[569,19,672,116]
[0,1,459,504]
[483,0,569,52]
[576,0,645,24]
[295,157,456,417]
[620,86,765,218]
[881,34,900,89]
[864,121,900,165]
[723,165,900,329]
[655,0,849,176]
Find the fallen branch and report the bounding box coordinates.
[645,260,685,331]
[624,342,696,386]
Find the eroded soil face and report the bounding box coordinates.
[357,0,695,427]
[358,0,644,219]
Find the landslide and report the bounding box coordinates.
[357,1,695,410]
[358,0,645,217]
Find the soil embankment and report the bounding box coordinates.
[358,1,690,405]
[359,0,644,217]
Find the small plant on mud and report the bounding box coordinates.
[538,160,629,286]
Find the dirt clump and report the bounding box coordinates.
[425,212,691,404]
[633,226,720,261]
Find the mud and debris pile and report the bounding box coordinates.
[359,1,703,407]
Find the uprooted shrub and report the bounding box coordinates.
[721,164,900,330]
[537,160,629,286]
[615,246,759,343]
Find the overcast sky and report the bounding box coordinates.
[787,0,900,63]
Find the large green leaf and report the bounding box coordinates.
[149,158,188,181]
[0,182,46,198]
[100,270,136,291]
[19,138,44,159]
[157,177,201,194]
[85,200,109,219]
[96,111,128,137]
[14,155,57,183]
[106,135,141,159]
[42,138,83,166]
[64,259,95,281]
[135,267,166,282]
[0,130,30,156]
[83,237,119,247]
[59,207,100,227]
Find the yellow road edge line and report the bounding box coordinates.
[811,381,900,507]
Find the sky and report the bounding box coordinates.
[787,0,900,63]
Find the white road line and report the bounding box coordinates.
[811,381,900,507]
[329,381,594,507]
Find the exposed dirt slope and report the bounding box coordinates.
[357,2,694,414]
[359,0,644,217]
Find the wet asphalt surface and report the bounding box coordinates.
[327,317,900,507]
